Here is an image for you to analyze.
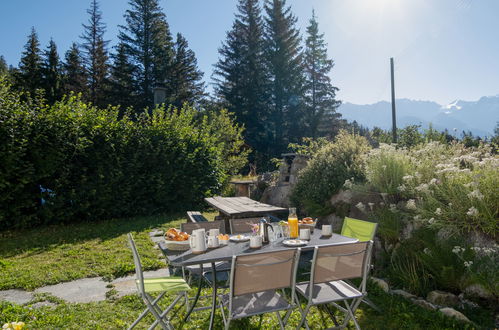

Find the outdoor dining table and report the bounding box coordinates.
[158,228,358,330]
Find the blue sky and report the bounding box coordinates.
[1,0,498,105]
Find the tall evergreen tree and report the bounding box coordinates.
[0,56,8,77]
[80,0,109,107]
[170,33,205,109]
[109,42,136,109]
[41,39,62,104]
[303,11,341,138]
[62,43,88,98]
[264,0,305,155]
[16,27,43,95]
[214,0,269,157]
[118,0,174,110]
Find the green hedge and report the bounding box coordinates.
[0,79,246,229]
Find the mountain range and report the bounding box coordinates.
[338,95,499,137]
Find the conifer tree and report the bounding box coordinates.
[118,0,174,109]
[0,56,8,77]
[80,0,109,107]
[41,39,62,104]
[109,42,136,109]
[16,27,43,95]
[214,0,269,156]
[62,43,88,98]
[170,33,205,109]
[264,0,305,155]
[303,11,341,138]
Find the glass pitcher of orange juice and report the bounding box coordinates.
[288,207,299,238]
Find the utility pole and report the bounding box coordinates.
[390,57,397,143]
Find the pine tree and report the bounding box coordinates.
[214,0,269,156]
[80,0,109,107]
[62,43,88,98]
[264,0,305,155]
[170,33,205,109]
[108,42,136,109]
[118,0,174,110]
[303,11,341,138]
[41,39,62,104]
[0,56,8,77]
[16,27,43,95]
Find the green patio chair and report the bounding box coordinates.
[340,217,380,313]
[127,233,190,330]
[341,217,378,242]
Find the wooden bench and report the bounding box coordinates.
[186,211,209,223]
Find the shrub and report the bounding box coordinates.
[290,131,370,215]
[365,144,413,195]
[0,80,247,229]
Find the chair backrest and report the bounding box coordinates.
[127,233,145,294]
[311,241,373,293]
[230,249,300,297]
[229,217,261,234]
[181,220,225,234]
[186,211,209,223]
[341,217,378,242]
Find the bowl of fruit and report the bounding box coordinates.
[164,228,191,251]
[298,217,317,233]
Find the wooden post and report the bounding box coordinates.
[390,57,397,143]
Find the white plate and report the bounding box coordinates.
[229,235,250,242]
[282,239,308,247]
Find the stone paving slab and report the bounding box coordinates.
[35,277,108,303]
[111,269,170,298]
[0,289,34,305]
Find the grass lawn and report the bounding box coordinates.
[0,213,493,329]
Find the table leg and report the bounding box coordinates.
[183,264,203,322]
[209,262,217,330]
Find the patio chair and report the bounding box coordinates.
[219,248,301,330]
[127,233,190,330]
[340,217,378,242]
[180,220,226,234]
[229,217,261,234]
[179,221,230,282]
[295,241,373,330]
[340,217,380,312]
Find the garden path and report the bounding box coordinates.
[0,230,169,306]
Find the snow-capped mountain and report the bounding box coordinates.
[338,95,499,137]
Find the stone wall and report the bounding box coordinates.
[260,154,309,207]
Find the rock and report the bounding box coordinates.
[391,289,416,299]
[150,236,166,244]
[260,185,292,208]
[427,290,459,307]
[371,277,389,292]
[0,289,34,305]
[464,284,493,300]
[317,214,343,232]
[439,307,471,323]
[35,277,108,303]
[413,299,437,310]
[29,301,57,309]
[149,229,164,237]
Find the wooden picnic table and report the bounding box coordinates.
[204,196,287,219]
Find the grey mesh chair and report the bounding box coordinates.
[127,233,190,330]
[295,241,373,330]
[229,217,261,234]
[179,220,230,280]
[181,220,226,235]
[219,248,301,330]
